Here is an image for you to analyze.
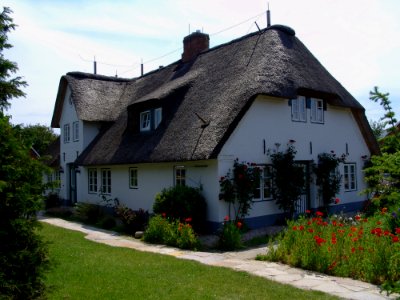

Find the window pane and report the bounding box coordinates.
[154,108,162,129]
[140,111,151,131]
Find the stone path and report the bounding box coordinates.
[40,217,398,300]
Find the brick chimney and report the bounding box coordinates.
[182,30,210,63]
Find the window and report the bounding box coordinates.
[175,166,186,186]
[140,111,151,131]
[343,163,357,191]
[101,169,111,194]
[154,108,162,129]
[63,124,70,143]
[129,167,138,189]
[73,121,79,141]
[140,108,162,132]
[310,98,324,123]
[54,171,61,188]
[88,168,98,193]
[291,96,306,122]
[253,166,273,201]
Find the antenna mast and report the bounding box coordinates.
[93,56,97,74]
[267,3,271,27]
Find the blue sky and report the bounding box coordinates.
[3,0,400,128]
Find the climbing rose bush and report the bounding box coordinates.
[259,209,400,294]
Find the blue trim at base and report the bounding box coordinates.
[206,200,366,233]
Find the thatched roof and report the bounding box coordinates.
[52,25,379,165]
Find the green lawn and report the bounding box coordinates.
[41,223,338,299]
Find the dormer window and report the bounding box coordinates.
[140,111,151,131]
[140,108,162,132]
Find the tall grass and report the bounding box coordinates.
[258,210,400,291]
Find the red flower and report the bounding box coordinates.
[224,215,230,221]
[393,236,399,243]
[377,221,382,225]
[236,221,243,229]
[351,247,356,253]
[334,198,340,204]
[371,228,383,236]
[305,210,311,214]
[299,225,304,231]
[314,236,326,246]
[328,261,337,270]
[161,212,167,218]
[308,228,314,233]
[396,228,400,234]
[331,237,337,244]
[185,217,192,223]
[316,211,324,217]
[355,215,361,221]
[332,220,337,226]
[292,226,298,231]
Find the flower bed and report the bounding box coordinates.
[258,208,400,295]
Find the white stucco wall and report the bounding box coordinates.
[218,95,371,219]
[58,86,100,202]
[77,160,219,219]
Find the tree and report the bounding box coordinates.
[13,123,58,154]
[0,7,27,111]
[364,87,400,213]
[0,7,49,299]
[369,86,400,154]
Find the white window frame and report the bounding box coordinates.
[88,168,98,193]
[343,163,357,191]
[291,96,306,122]
[129,167,138,189]
[63,124,70,143]
[253,165,273,201]
[101,168,111,194]
[175,166,186,186]
[140,111,151,132]
[154,107,162,129]
[73,121,79,142]
[310,98,324,123]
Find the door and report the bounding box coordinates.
[295,161,311,214]
[67,163,77,204]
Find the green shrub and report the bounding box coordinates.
[97,216,116,230]
[143,215,170,244]
[153,186,206,232]
[74,203,104,224]
[144,215,200,250]
[44,192,61,209]
[114,205,149,235]
[218,220,243,251]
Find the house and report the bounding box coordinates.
[51,24,379,230]
[42,137,61,195]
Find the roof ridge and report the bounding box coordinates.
[66,71,133,83]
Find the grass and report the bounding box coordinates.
[41,223,338,299]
